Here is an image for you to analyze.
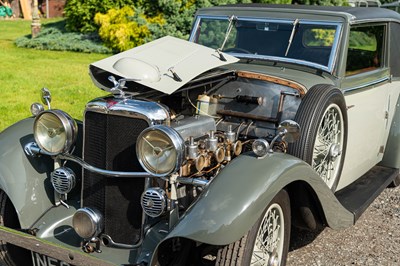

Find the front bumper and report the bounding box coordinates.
[0,225,116,266]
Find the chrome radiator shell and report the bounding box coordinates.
[82,97,170,246]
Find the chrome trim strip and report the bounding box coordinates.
[189,15,342,74]
[350,18,400,25]
[58,154,153,178]
[343,76,389,94]
[85,97,170,126]
[329,23,342,74]
[233,53,330,71]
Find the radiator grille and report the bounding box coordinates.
[83,111,148,245]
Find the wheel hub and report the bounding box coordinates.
[267,250,279,266]
[329,144,341,161]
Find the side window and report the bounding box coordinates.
[345,25,385,76]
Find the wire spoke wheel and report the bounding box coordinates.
[216,190,290,266]
[251,203,285,266]
[288,84,348,192]
[312,103,344,189]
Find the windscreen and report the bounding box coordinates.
[192,17,341,71]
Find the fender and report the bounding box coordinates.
[381,94,400,169]
[0,118,54,228]
[164,153,354,246]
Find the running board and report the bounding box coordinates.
[335,166,399,222]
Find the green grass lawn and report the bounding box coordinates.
[0,19,109,131]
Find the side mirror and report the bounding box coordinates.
[277,120,301,143]
[41,88,52,109]
[30,103,45,116]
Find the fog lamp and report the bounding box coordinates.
[137,125,184,176]
[72,208,103,239]
[33,110,77,155]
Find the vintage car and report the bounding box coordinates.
[0,4,399,266]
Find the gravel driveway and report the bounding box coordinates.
[287,185,400,266]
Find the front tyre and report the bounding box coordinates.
[0,190,32,266]
[216,190,290,266]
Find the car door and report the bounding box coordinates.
[338,23,392,190]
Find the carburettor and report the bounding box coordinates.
[171,116,243,177]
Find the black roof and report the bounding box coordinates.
[213,4,400,23]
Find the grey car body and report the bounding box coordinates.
[0,4,399,266]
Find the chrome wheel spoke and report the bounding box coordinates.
[251,204,284,265]
[312,104,344,189]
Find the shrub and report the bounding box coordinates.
[15,21,111,54]
[95,6,164,52]
[64,0,134,33]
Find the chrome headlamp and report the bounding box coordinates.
[33,110,77,155]
[252,139,270,158]
[72,207,103,240]
[136,125,184,176]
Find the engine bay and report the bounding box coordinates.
[127,70,306,215]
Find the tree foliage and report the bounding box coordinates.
[95,6,164,52]
[64,0,134,33]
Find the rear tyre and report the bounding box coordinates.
[288,84,347,192]
[216,190,290,266]
[0,190,32,266]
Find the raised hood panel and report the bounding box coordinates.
[89,36,239,95]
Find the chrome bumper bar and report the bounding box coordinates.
[0,225,115,266]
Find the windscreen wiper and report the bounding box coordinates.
[216,15,237,61]
[285,18,300,57]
